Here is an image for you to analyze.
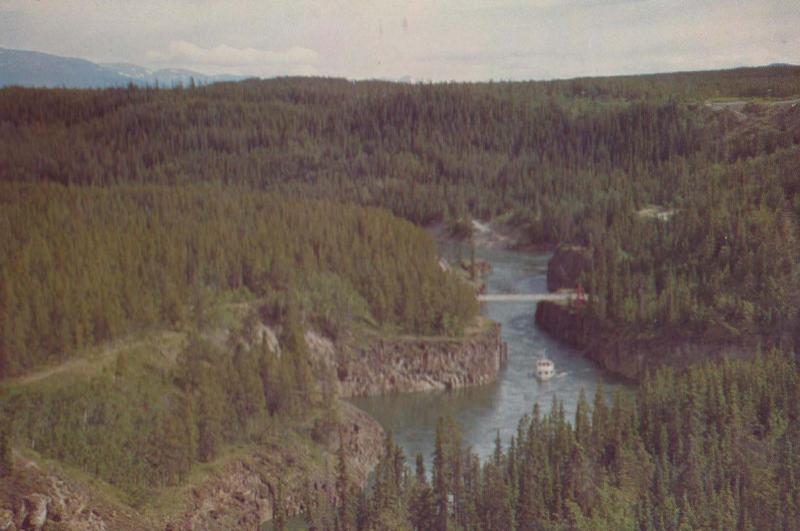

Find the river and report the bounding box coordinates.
[351,245,628,468]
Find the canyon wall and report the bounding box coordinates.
[309,323,508,398]
[165,402,383,531]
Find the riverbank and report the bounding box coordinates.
[534,300,789,381]
[2,279,506,530]
[161,401,383,530]
[427,219,555,254]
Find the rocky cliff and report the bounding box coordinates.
[0,455,149,530]
[535,301,779,381]
[164,402,383,530]
[309,322,508,398]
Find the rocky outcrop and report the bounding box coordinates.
[1,454,147,530]
[547,245,592,292]
[535,301,781,381]
[165,401,383,530]
[321,323,508,397]
[22,494,48,530]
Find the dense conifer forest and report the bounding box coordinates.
[2,66,799,343]
[0,185,477,376]
[319,354,800,530]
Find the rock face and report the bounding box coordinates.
[535,301,779,381]
[165,402,383,530]
[23,494,48,530]
[547,245,592,292]
[0,508,14,531]
[325,323,508,397]
[1,455,145,530]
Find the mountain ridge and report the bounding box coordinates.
[0,47,248,88]
[1,46,798,90]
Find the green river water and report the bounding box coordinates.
[351,245,629,468]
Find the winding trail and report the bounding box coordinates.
[3,299,260,388]
[5,331,183,388]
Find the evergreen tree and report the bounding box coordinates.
[196,373,224,462]
[433,418,449,531]
[575,388,591,449]
[410,454,435,531]
[0,411,12,477]
[273,478,287,531]
[336,431,353,531]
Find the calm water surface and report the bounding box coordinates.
[351,245,629,467]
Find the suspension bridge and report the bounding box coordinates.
[477,292,576,303]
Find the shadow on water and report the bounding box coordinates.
[351,243,631,469]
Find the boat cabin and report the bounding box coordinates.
[535,358,555,380]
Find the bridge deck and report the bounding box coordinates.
[477,292,574,302]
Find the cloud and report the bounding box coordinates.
[2,0,798,81]
[146,41,320,76]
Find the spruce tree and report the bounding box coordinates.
[433,418,449,531]
[410,454,435,531]
[273,478,287,531]
[575,388,591,449]
[0,412,12,477]
[336,431,353,531]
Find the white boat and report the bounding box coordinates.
[535,356,555,381]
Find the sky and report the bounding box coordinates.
[0,0,798,81]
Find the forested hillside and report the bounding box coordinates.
[1,67,798,239]
[1,288,371,511]
[584,148,800,336]
[0,184,477,511]
[2,67,798,344]
[322,353,800,530]
[0,184,477,376]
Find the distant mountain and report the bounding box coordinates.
[101,64,248,86]
[0,47,249,88]
[0,48,130,88]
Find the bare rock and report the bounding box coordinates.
[333,322,507,397]
[22,494,48,530]
[165,402,383,530]
[0,508,15,531]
